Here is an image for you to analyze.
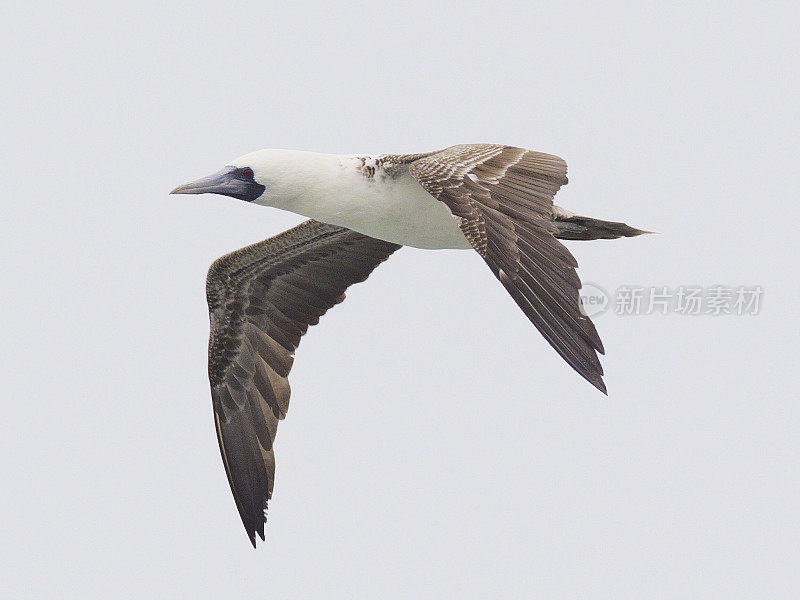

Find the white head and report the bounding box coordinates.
[170,149,326,206]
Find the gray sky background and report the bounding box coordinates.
[3,2,799,598]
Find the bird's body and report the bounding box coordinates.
[171,143,649,546]
[230,149,472,249]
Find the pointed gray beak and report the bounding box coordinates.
[170,166,265,202]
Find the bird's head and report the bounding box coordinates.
[170,150,285,203]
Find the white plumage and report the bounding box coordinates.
[231,150,472,249]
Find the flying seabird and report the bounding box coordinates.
[171,144,648,546]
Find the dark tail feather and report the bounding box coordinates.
[554,214,652,241]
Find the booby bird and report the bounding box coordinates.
[171,144,648,546]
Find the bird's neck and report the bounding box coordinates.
[255,151,367,224]
[250,150,471,249]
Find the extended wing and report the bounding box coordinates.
[206,220,400,545]
[400,144,606,393]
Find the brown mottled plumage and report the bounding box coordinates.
[206,221,399,546]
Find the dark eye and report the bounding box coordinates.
[240,167,254,179]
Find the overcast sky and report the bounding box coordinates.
[3,2,799,598]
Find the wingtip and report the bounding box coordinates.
[245,518,266,548]
[591,376,608,395]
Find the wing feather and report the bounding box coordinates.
[402,144,607,393]
[207,220,399,545]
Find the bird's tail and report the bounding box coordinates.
[553,212,652,241]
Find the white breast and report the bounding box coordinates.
[337,162,472,249]
[264,154,472,250]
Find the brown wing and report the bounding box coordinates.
[403,144,606,393]
[206,220,400,546]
